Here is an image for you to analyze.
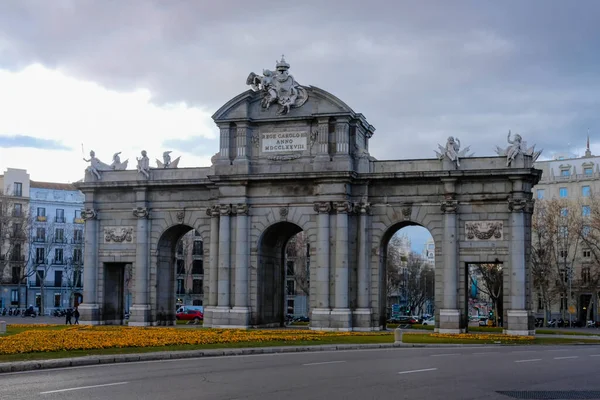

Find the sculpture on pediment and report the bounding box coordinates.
[156,151,181,169]
[495,131,542,167]
[136,150,150,179]
[434,136,473,167]
[246,55,308,115]
[83,150,112,180]
[110,152,128,170]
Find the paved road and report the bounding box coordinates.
[1,345,599,400]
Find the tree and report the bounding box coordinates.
[575,194,600,322]
[286,232,310,297]
[386,235,408,310]
[531,200,557,324]
[0,187,31,308]
[403,252,434,315]
[470,263,503,326]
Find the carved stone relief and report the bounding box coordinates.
[133,207,149,219]
[465,221,503,241]
[104,227,134,243]
[313,201,332,214]
[440,200,458,213]
[81,208,97,220]
[279,206,289,219]
[176,210,185,223]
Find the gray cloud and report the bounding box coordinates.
[0,134,70,150]
[0,0,599,159]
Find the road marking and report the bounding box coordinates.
[430,353,460,357]
[398,368,438,375]
[472,352,497,355]
[547,349,569,352]
[40,381,129,394]
[303,361,346,366]
[511,350,537,353]
[514,359,542,363]
[554,356,578,360]
[590,355,600,357]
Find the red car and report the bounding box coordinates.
[176,309,203,321]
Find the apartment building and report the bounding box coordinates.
[175,230,204,307]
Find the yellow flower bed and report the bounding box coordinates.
[431,333,534,341]
[0,325,388,355]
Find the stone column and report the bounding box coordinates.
[79,208,100,324]
[440,198,460,333]
[217,204,232,308]
[218,124,230,161]
[206,205,220,307]
[312,201,332,327]
[231,203,250,326]
[129,205,151,326]
[233,123,249,163]
[506,197,533,335]
[332,201,352,330]
[356,202,370,308]
[315,117,330,162]
[334,118,350,155]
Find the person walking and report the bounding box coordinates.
[65,308,73,325]
[73,307,80,325]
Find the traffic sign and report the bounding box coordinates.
[568,305,576,314]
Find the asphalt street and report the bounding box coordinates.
[1,345,599,400]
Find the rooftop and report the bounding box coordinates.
[30,180,78,191]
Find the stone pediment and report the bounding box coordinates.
[212,86,359,123]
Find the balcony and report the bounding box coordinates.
[36,216,47,222]
[52,258,64,265]
[73,218,85,224]
[34,237,46,243]
[9,255,25,262]
[53,238,66,244]
[55,217,65,223]
[71,238,83,244]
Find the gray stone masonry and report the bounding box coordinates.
[75,82,541,334]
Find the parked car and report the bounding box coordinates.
[422,317,435,326]
[387,316,418,325]
[176,309,203,321]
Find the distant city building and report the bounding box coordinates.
[422,238,435,267]
[175,230,204,307]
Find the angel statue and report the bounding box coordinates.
[136,150,150,179]
[156,151,181,168]
[83,150,112,180]
[110,152,128,170]
[434,136,473,168]
[495,131,542,167]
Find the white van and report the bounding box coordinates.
[176,305,203,314]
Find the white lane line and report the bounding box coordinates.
[590,354,600,357]
[302,360,346,366]
[514,359,542,363]
[472,352,497,355]
[554,356,578,360]
[40,381,129,394]
[547,349,569,352]
[430,353,460,357]
[511,350,537,353]
[398,368,438,375]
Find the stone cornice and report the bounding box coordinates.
[313,201,332,214]
[333,201,353,214]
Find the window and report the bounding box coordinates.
[55,209,65,223]
[582,267,591,284]
[287,280,295,295]
[11,266,20,284]
[13,203,22,216]
[54,248,64,264]
[538,296,544,311]
[560,207,568,217]
[176,241,183,255]
[192,279,203,294]
[11,244,21,261]
[559,269,568,283]
[561,169,570,177]
[559,226,568,237]
[73,229,83,243]
[559,187,568,198]
[14,182,22,197]
[176,259,185,275]
[55,228,64,243]
[54,271,63,287]
[12,222,22,237]
[192,240,203,255]
[287,299,295,314]
[583,249,591,258]
[74,210,81,219]
[583,225,591,237]
[36,248,45,264]
[582,206,591,217]
[192,260,203,275]
[176,279,185,295]
[73,248,82,263]
[74,271,82,287]
[559,250,568,258]
[54,293,61,308]
[11,289,19,306]
[36,227,46,242]
[35,270,44,287]
[582,186,591,197]
[286,261,295,276]
[560,294,567,310]
[192,299,202,306]
[37,207,46,217]
[584,167,593,176]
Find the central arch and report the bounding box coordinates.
[256,221,303,327]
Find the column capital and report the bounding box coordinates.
[132,207,149,219]
[206,205,220,217]
[508,198,534,213]
[218,204,232,216]
[353,202,371,214]
[333,201,352,214]
[234,203,250,215]
[440,199,458,213]
[313,201,332,214]
[81,208,97,220]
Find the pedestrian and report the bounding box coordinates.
[74,307,80,325]
[65,308,73,325]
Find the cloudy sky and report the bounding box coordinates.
[1,1,599,248]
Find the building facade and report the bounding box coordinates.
[175,230,205,308]
[27,181,85,313]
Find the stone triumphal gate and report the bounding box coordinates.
[75,57,541,335]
